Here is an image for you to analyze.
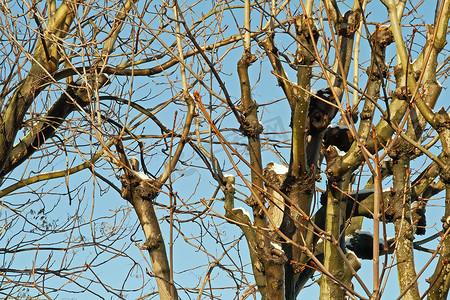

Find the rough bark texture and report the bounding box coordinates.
[4,1,450,299]
[223,175,267,298]
[121,174,176,300]
[319,184,346,300]
[427,185,450,300]
[428,112,450,299]
[281,15,319,299]
[391,150,420,300]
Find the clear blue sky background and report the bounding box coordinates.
[2,1,449,299]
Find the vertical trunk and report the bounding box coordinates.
[282,15,318,299]
[237,41,280,297]
[223,175,268,298]
[427,184,450,300]
[121,175,177,300]
[392,150,420,300]
[428,109,450,299]
[319,183,346,300]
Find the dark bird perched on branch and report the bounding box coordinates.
[307,87,342,134]
[345,230,395,260]
[306,87,343,167]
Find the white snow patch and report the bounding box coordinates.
[135,171,150,180]
[269,162,288,175]
[223,173,235,178]
[328,124,348,130]
[345,235,352,247]
[382,187,391,193]
[315,236,325,248]
[346,248,356,256]
[335,148,346,156]
[234,207,252,220]
[271,241,284,252]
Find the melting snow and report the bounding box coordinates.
[328,124,348,130]
[271,241,283,252]
[269,162,288,175]
[234,207,252,220]
[135,171,150,180]
[335,148,346,156]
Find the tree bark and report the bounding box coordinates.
[121,174,177,300]
[391,150,420,300]
[427,184,450,300]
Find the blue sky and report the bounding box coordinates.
[1,1,449,299]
